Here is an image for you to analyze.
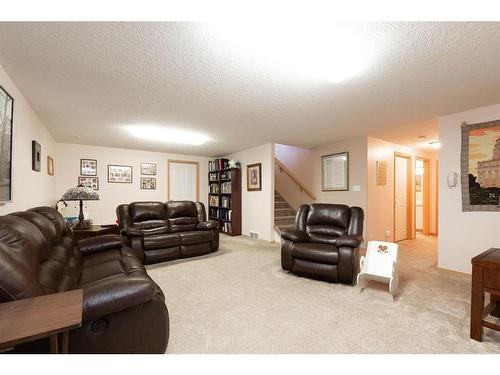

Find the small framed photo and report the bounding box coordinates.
[81,159,97,176]
[47,156,54,176]
[322,152,349,191]
[247,163,262,191]
[32,140,41,172]
[140,177,156,190]
[108,165,132,183]
[141,163,157,175]
[78,176,99,190]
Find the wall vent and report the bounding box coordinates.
[250,231,259,240]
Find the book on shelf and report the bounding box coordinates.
[222,221,232,234]
[221,181,232,193]
[209,195,219,207]
[209,174,218,181]
[209,183,220,193]
[220,171,231,180]
[209,207,219,219]
[219,209,232,221]
[208,158,230,172]
[220,196,231,208]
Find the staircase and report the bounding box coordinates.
[274,191,296,233]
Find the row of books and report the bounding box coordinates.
[209,173,218,181]
[209,158,230,172]
[209,195,219,207]
[220,196,231,208]
[209,183,220,193]
[219,209,232,221]
[221,181,232,193]
[209,207,218,218]
[208,208,232,221]
[221,221,232,234]
[220,171,231,180]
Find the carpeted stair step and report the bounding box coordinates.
[274,216,295,225]
[274,207,295,216]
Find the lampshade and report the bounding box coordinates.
[62,185,99,201]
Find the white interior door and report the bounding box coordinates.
[168,161,198,201]
[395,156,408,242]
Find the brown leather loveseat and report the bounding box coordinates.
[117,201,219,265]
[281,203,364,285]
[0,206,169,353]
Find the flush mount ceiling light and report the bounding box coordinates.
[124,125,210,146]
[429,141,441,149]
[205,21,374,84]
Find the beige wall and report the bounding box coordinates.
[226,143,274,241]
[56,142,211,224]
[366,136,438,243]
[438,103,500,274]
[0,65,56,214]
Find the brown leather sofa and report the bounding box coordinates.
[117,201,219,265]
[0,206,169,353]
[281,203,364,285]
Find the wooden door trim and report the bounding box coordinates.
[434,160,439,235]
[393,152,414,242]
[415,157,431,235]
[166,159,200,201]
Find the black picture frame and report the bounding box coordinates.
[78,176,99,190]
[108,164,133,183]
[80,158,97,176]
[32,140,41,172]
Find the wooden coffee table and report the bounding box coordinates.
[0,289,83,353]
[470,248,500,341]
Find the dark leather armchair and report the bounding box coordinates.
[116,201,219,265]
[0,207,169,353]
[281,203,364,285]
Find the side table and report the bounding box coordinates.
[0,289,83,353]
[470,248,500,341]
[73,224,120,241]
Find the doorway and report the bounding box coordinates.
[167,160,200,201]
[394,152,413,242]
[415,157,430,235]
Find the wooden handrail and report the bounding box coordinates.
[274,157,316,200]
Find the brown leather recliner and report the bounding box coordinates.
[0,206,169,353]
[116,201,219,265]
[281,203,364,285]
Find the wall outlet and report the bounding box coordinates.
[250,231,259,240]
[385,230,391,241]
[352,185,361,192]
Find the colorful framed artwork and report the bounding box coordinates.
[0,84,13,202]
[80,159,97,176]
[78,176,99,190]
[140,177,156,190]
[461,120,500,211]
[247,163,262,191]
[141,163,157,175]
[108,164,132,183]
[322,152,349,191]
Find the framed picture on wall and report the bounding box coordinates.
[78,176,99,190]
[47,156,54,176]
[140,177,156,190]
[141,163,157,175]
[247,163,262,191]
[32,140,41,172]
[108,164,132,183]
[80,159,97,176]
[0,85,13,202]
[321,152,349,191]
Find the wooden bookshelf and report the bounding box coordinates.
[208,159,241,236]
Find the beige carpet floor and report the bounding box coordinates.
[147,234,500,353]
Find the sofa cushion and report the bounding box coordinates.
[179,230,212,245]
[143,233,181,250]
[292,242,339,265]
[133,220,168,231]
[166,201,199,232]
[306,204,351,237]
[129,202,167,222]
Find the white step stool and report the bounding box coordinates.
[357,240,399,297]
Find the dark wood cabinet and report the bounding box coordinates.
[208,159,241,237]
[72,225,120,241]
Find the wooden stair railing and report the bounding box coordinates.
[274,157,316,200]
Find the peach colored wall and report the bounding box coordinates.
[366,136,438,243]
[438,103,500,274]
[56,142,211,224]
[0,64,56,214]
[226,143,274,241]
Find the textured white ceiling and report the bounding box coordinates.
[0,22,499,156]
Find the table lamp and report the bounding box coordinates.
[61,185,99,229]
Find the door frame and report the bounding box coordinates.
[415,157,431,235]
[393,152,414,242]
[166,159,200,201]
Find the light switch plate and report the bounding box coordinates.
[352,185,361,191]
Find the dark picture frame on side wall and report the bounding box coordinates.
[80,158,97,176]
[78,176,99,190]
[32,140,41,172]
[247,163,262,191]
[108,164,132,183]
[0,84,13,202]
[321,152,349,191]
[140,177,156,190]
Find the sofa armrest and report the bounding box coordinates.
[281,230,310,242]
[120,227,144,237]
[78,235,125,255]
[335,235,363,248]
[196,221,218,230]
[82,273,157,322]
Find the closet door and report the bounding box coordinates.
[167,160,199,201]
